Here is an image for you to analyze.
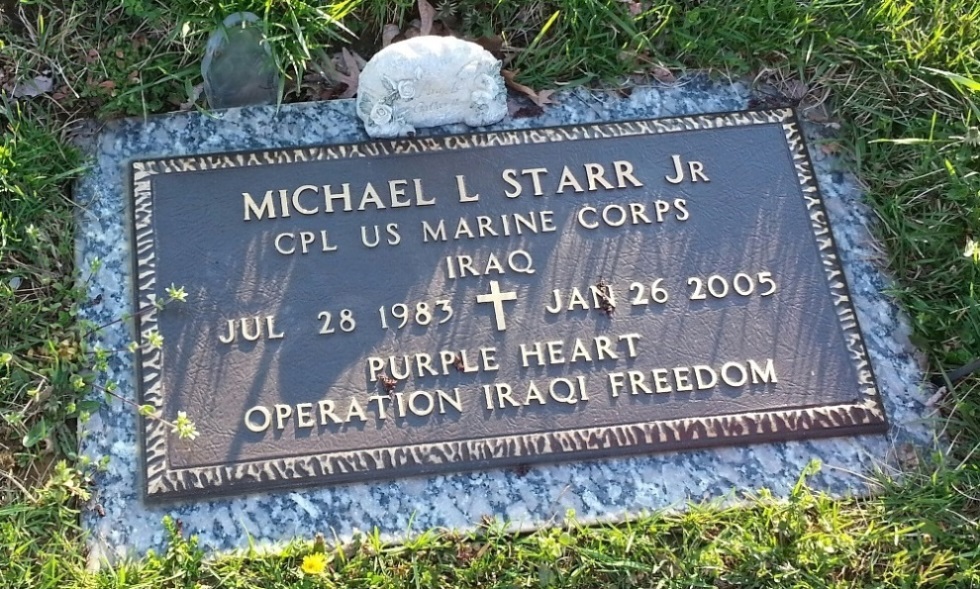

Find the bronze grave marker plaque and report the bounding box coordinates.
[131,109,887,501]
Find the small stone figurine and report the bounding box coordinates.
[356,36,507,138]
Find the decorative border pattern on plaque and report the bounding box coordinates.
[131,109,888,500]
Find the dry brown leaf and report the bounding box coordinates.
[98,80,116,90]
[502,70,531,94]
[382,23,400,47]
[337,48,361,99]
[820,141,841,155]
[651,65,675,84]
[534,89,555,106]
[474,35,503,57]
[782,79,808,101]
[9,74,54,98]
[179,83,204,111]
[418,0,436,36]
[321,48,362,99]
[350,50,367,70]
[502,70,555,107]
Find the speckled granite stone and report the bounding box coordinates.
[76,77,935,568]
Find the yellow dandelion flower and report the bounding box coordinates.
[300,553,328,575]
[965,238,980,263]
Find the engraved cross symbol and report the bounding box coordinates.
[476,280,517,332]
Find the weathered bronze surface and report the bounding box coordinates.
[131,109,887,501]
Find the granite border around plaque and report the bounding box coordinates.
[130,108,887,502]
[76,81,935,566]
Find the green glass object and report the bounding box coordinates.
[201,12,280,109]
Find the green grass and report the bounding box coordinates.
[1,103,87,476]
[2,0,980,587]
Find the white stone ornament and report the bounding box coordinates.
[356,36,507,138]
